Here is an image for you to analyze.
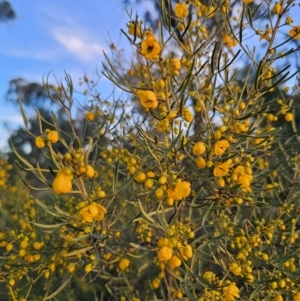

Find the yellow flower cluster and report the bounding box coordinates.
[0,160,12,187]
[52,167,73,194]
[157,236,193,269]
[136,90,158,109]
[140,31,161,59]
[223,282,240,301]
[167,180,191,201]
[35,130,59,149]
[79,203,106,223]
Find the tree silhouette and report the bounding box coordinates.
[0,1,15,22]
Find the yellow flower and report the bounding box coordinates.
[175,181,191,198]
[289,26,300,39]
[260,28,272,41]
[119,258,130,271]
[285,112,293,122]
[214,140,230,156]
[243,0,253,3]
[179,244,193,260]
[35,135,46,148]
[195,157,206,169]
[183,107,193,122]
[223,282,240,301]
[85,164,95,178]
[171,58,181,70]
[157,237,169,248]
[223,33,238,49]
[229,263,242,276]
[237,174,253,188]
[85,111,95,121]
[285,16,293,25]
[134,172,147,183]
[136,90,158,109]
[273,2,282,15]
[52,174,72,194]
[168,254,182,268]
[199,26,208,38]
[167,181,191,201]
[80,203,107,223]
[233,165,246,175]
[205,5,215,18]
[140,33,161,59]
[47,130,59,143]
[203,271,216,283]
[213,160,232,177]
[193,142,206,155]
[174,3,188,18]
[158,246,173,261]
[127,22,141,37]
[293,292,300,301]
[274,294,283,301]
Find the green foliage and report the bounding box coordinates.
[1,0,300,300]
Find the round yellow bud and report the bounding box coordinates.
[293,292,300,301]
[85,263,93,273]
[274,294,283,301]
[158,176,167,185]
[217,178,226,187]
[85,164,95,178]
[144,178,154,188]
[6,243,13,252]
[285,112,293,122]
[33,241,42,250]
[35,135,46,148]
[171,58,181,71]
[155,187,164,199]
[203,271,215,283]
[47,130,59,143]
[157,246,173,261]
[85,111,95,121]
[193,142,206,156]
[195,157,206,169]
[152,278,161,289]
[119,258,130,271]
[134,172,146,183]
[273,2,282,14]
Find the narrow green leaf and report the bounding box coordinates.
[112,158,119,194]
[239,5,245,44]
[9,139,34,170]
[255,60,263,91]
[18,96,28,131]
[44,274,73,300]
[31,222,65,229]
[63,246,93,257]
[34,198,61,217]
[21,180,51,191]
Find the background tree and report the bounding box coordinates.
[0,1,15,22]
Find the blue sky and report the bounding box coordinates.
[0,0,156,150]
[1,1,299,151]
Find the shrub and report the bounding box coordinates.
[1,0,300,300]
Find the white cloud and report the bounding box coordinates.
[0,114,24,125]
[52,29,105,61]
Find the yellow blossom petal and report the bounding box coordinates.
[136,90,158,109]
[289,26,300,40]
[174,3,188,18]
